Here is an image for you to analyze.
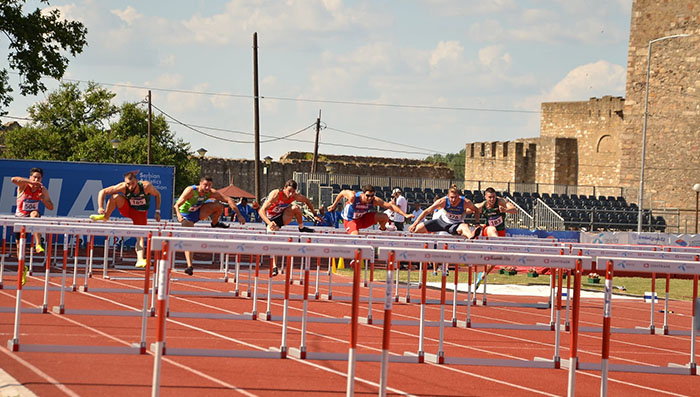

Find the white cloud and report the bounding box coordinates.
[478,45,511,69]
[159,54,176,67]
[430,41,463,68]
[111,6,142,26]
[518,60,626,109]
[424,0,517,15]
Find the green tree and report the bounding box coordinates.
[4,82,199,194]
[426,148,465,181]
[0,0,88,114]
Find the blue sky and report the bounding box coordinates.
[1,0,632,160]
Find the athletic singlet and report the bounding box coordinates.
[440,196,467,223]
[179,185,210,213]
[15,185,42,216]
[125,181,150,211]
[266,190,295,218]
[481,202,506,231]
[342,192,375,221]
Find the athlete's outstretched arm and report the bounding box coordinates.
[259,189,280,228]
[143,182,162,221]
[376,197,413,219]
[210,190,245,224]
[97,182,127,213]
[328,190,354,212]
[174,186,195,222]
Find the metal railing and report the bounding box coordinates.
[533,198,565,231]
[505,198,534,230]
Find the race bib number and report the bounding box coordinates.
[22,201,39,211]
[129,197,147,207]
[488,216,503,227]
[446,212,461,221]
[189,205,201,212]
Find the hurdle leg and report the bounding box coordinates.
[41,234,53,313]
[327,256,333,300]
[366,260,374,324]
[280,256,291,358]
[313,257,320,299]
[689,275,697,374]
[7,228,26,351]
[549,267,556,328]
[0,225,6,288]
[266,256,273,320]
[137,232,153,354]
[102,236,110,279]
[289,256,295,285]
[553,267,564,368]
[405,261,411,302]
[393,258,399,302]
[481,265,488,305]
[451,264,458,327]
[53,234,69,314]
[299,256,310,358]
[233,254,240,296]
[88,235,94,276]
[82,236,93,291]
[600,260,614,397]
[223,253,230,283]
[151,242,172,397]
[418,259,427,362]
[119,236,124,259]
[466,265,472,327]
[363,257,368,287]
[28,234,34,276]
[246,254,252,296]
[650,273,656,334]
[346,249,363,397]
[663,273,670,335]
[379,251,394,397]
[71,235,79,291]
[437,262,447,363]
[565,269,571,331]
[251,255,260,320]
[567,259,582,397]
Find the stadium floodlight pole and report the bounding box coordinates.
[637,33,690,233]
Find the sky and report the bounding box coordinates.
[1,0,633,161]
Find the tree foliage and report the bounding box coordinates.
[425,149,465,181]
[0,0,88,114]
[3,82,199,193]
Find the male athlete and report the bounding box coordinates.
[12,167,54,285]
[259,179,321,233]
[408,184,481,238]
[175,176,245,275]
[474,187,517,237]
[328,184,413,235]
[90,171,161,268]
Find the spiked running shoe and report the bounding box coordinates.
[272,266,279,277]
[298,226,314,233]
[184,267,194,276]
[90,214,105,221]
[135,259,148,268]
[211,222,230,228]
[21,265,29,286]
[471,225,483,239]
[475,272,485,290]
[35,243,44,253]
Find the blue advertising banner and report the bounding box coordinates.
[0,159,174,220]
[506,228,580,242]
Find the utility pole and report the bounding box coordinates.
[311,110,321,174]
[147,90,152,164]
[253,32,261,203]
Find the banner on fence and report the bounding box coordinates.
[0,159,174,219]
[506,228,580,242]
[581,231,700,247]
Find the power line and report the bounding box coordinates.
[325,126,448,155]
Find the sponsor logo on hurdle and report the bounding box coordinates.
[678,264,687,272]
[399,251,409,260]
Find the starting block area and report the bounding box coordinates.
[0,216,698,396]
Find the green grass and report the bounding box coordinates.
[335,268,698,301]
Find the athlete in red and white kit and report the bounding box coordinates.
[12,167,54,252]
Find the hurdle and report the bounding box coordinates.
[6,227,145,355]
[589,257,699,396]
[148,236,379,397]
[373,246,587,396]
[572,245,699,335]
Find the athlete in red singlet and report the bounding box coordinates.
[12,167,54,285]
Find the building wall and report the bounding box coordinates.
[199,155,454,200]
[541,96,623,187]
[619,0,700,213]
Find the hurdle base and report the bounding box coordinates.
[130,342,147,354]
[7,338,19,351]
[0,306,45,314]
[564,360,694,374]
[152,345,284,359]
[268,315,349,324]
[424,353,557,368]
[10,343,142,355]
[359,317,450,327]
[459,321,552,331]
[484,301,549,309]
[168,311,255,320]
[52,305,65,314]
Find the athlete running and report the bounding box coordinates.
[329,184,413,235]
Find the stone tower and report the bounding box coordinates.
[619,0,700,212]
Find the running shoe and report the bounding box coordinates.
[135,259,148,268]
[21,265,29,286]
[211,222,230,228]
[475,271,485,290]
[272,267,279,277]
[471,225,483,239]
[184,266,194,276]
[89,214,105,221]
[298,226,314,233]
[35,243,44,253]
